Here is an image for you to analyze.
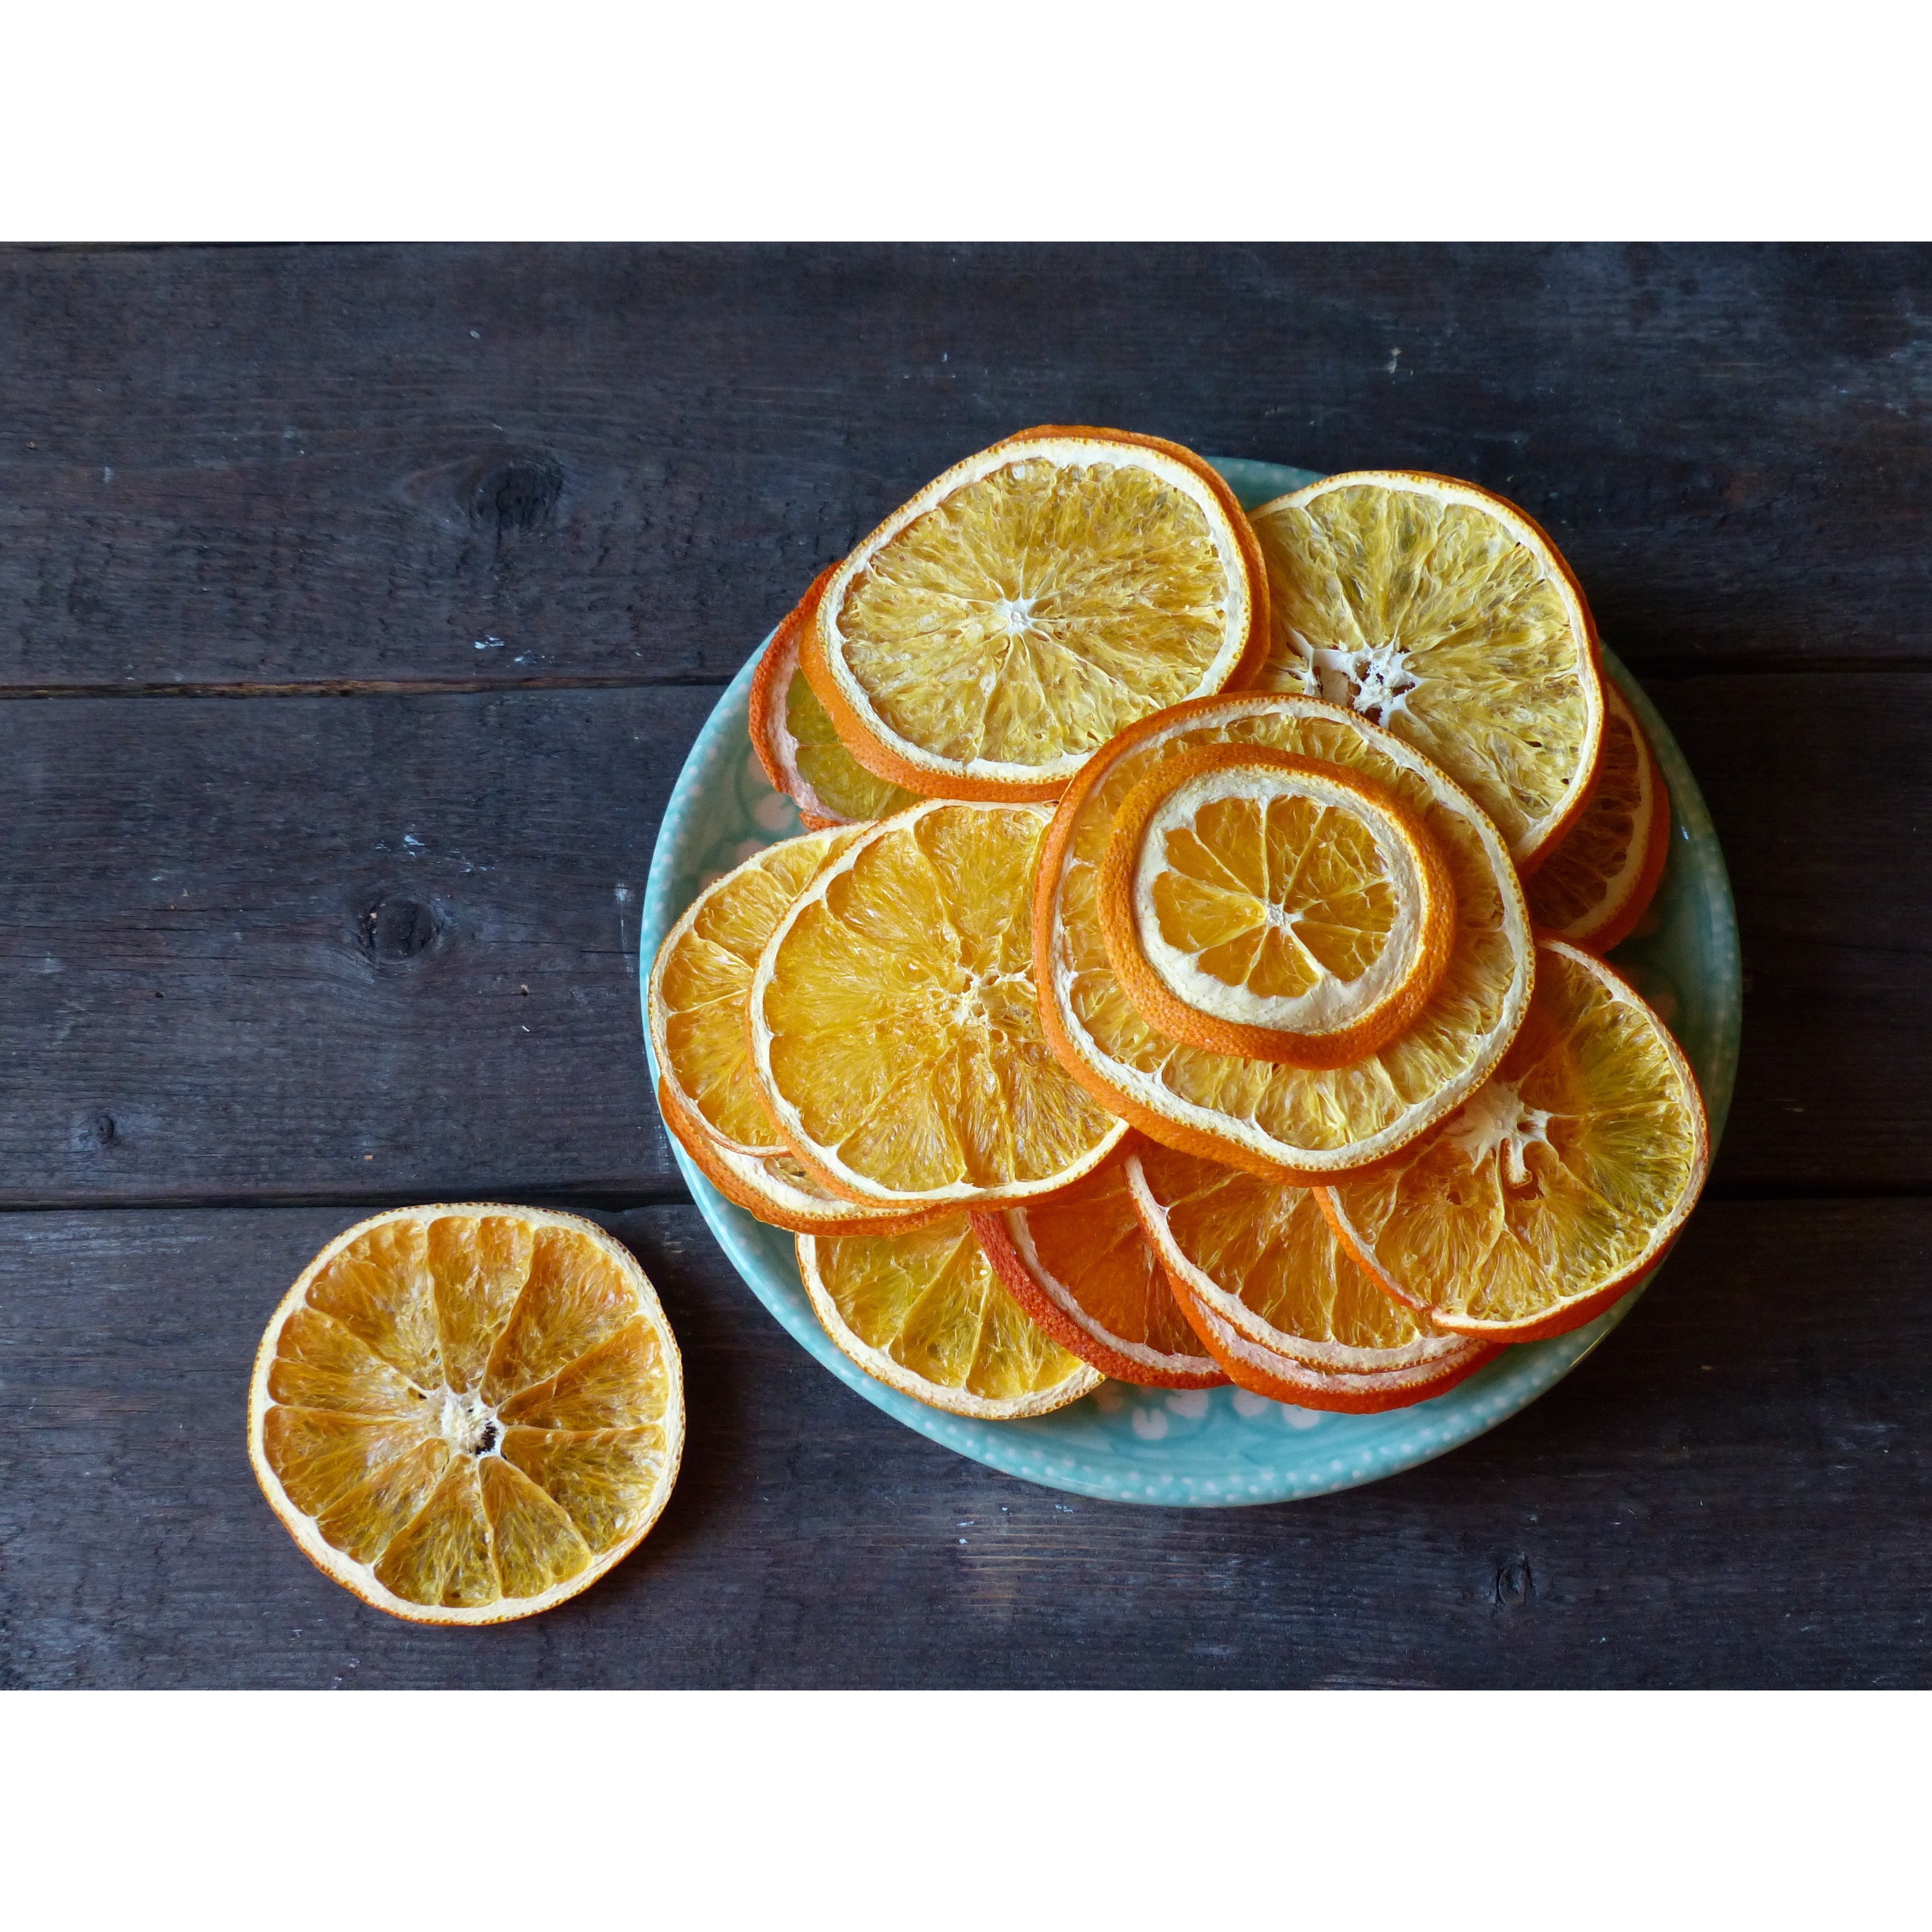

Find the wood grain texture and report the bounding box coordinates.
[1,1199,1923,1689]
[2,244,1929,693]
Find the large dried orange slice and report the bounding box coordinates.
[753,798,1128,1208]
[249,1206,682,1624]
[1035,693,1534,1182]
[1248,471,1605,868]
[971,1144,1223,1389]
[801,427,1267,802]
[1125,1143,1494,1412]
[657,1078,943,1237]
[648,827,855,1156]
[798,1217,1103,1419]
[1525,679,1671,952]
[1097,742,1455,1068]
[1320,940,1709,1343]
[750,567,922,828]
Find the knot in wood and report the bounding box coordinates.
[467,451,563,533]
[362,895,438,963]
[1494,1559,1535,1608]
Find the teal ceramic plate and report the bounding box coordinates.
[640,458,1740,1505]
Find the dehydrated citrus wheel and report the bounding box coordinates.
[801,426,1268,802]
[648,827,855,1156]
[1248,471,1605,868]
[1097,742,1455,1068]
[1320,940,1710,1343]
[249,1206,683,1625]
[970,1144,1223,1389]
[658,1078,945,1237]
[1035,692,1534,1182]
[1124,1143,1493,1412]
[752,798,1128,1208]
[798,1217,1104,1419]
[750,567,923,828]
[1526,680,1671,952]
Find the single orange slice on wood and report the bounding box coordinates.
[1125,1143,1493,1412]
[752,798,1127,1208]
[971,1144,1223,1388]
[1248,470,1605,869]
[798,1217,1103,1419]
[249,1207,682,1624]
[1525,680,1671,952]
[1097,742,1455,1068]
[1320,940,1709,1342]
[648,827,857,1156]
[1035,692,1534,1182]
[801,426,1268,801]
[750,567,923,828]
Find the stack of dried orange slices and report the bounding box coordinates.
[650,428,1709,1429]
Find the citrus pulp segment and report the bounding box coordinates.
[750,567,923,828]
[1097,742,1456,1068]
[1247,471,1605,867]
[798,1217,1104,1419]
[752,798,1129,1207]
[1320,940,1710,1342]
[249,1206,682,1624]
[970,1145,1224,1388]
[1526,680,1671,951]
[1124,1145,1492,1412]
[648,827,855,1156]
[1034,693,1534,1181]
[658,1078,947,1237]
[802,427,1268,801]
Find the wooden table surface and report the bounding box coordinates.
[5,243,1928,1688]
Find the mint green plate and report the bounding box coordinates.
[639,458,1740,1505]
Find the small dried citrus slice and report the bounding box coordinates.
[970,1145,1223,1388]
[750,567,923,828]
[753,798,1128,1207]
[1124,1143,1494,1412]
[1320,940,1709,1342]
[658,1078,944,1237]
[648,827,856,1156]
[801,426,1267,801]
[798,1217,1103,1419]
[1525,680,1671,952]
[1248,471,1605,868]
[249,1206,682,1624]
[1097,742,1456,1068]
[1035,692,1534,1181]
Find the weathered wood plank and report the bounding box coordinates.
[1,1197,1923,1689]
[0,668,1923,1204]
[2,244,1928,693]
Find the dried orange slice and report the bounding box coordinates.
[1125,1143,1493,1412]
[1320,940,1709,1342]
[1525,680,1671,952]
[798,1217,1103,1419]
[753,798,1128,1208]
[1035,692,1534,1182]
[801,426,1267,802]
[970,1145,1223,1388]
[1097,742,1455,1068]
[249,1206,682,1624]
[658,1078,944,1237]
[750,567,922,828]
[1248,471,1605,869]
[648,827,855,1156]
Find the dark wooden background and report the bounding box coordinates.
[4,243,1927,1688]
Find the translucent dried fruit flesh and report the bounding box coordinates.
[252,1209,682,1622]
[650,829,853,1151]
[1322,942,1708,1339]
[1038,695,1533,1177]
[1250,474,1601,862]
[800,1216,1101,1418]
[785,663,923,821]
[755,801,1124,1203]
